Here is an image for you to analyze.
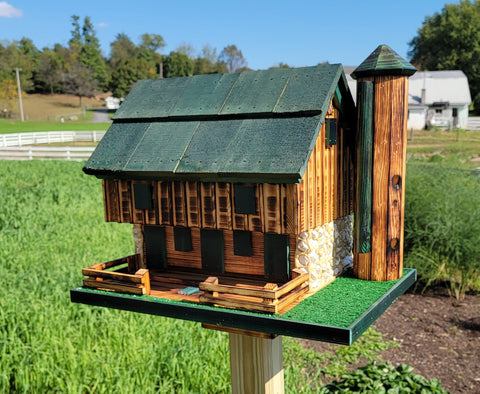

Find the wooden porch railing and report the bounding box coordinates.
[199,269,309,314]
[82,255,151,295]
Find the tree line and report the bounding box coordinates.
[0,15,251,112]
[3,3,480,115]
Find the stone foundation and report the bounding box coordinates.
[294,215,353,293]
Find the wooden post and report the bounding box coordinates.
[202,324,284,393]
[229,333,284,394]
[351,45,416,281]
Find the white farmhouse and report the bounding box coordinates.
[408,70,471,130]
[346,69,471,130]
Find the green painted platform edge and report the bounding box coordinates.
[348,268,417,343]
[70,268,416,345]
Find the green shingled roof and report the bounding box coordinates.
[84,64,354,183]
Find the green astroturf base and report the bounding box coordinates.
[71,268,416,345]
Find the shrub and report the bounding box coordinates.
[404,163,480,298]
[321,362,448,393]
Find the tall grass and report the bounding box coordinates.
[404,163,480,298]
[0,161,401,392]
[0,161,231,392]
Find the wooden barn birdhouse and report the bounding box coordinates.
[79,45,416,316]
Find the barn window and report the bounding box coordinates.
[133,183,152,210]
[325,118,337,146]
[234,184,256,214]
[174,227,192,252]
[233,230,253,256]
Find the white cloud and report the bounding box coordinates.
[97,22,108,28]
[0,2,22,17]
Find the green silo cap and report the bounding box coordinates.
[351,44,417,79]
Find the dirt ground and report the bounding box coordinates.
[308,288,480,393]
[373,289,480,393]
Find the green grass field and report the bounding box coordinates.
[0,119,110,133]
[0,160,397,393]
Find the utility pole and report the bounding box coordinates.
[15,67,25,122]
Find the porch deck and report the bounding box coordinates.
[82,254,309,314]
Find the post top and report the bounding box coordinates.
[351,44,417,79]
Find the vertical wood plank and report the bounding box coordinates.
[103,179,120,222]
[158,181,172,225]
[232,183,248,231]
[281,184,297,234]
[145,181,158,225]
[216,182,232,230]
[201,182,217,229]
[172,181,187,227]
[263,183,282,234]
[386,76,407,280]
[186,181,201,227]
[229,333,284,394]
[118,179,133,222]
[354,80,374,262]
[323,142,331,224]
[248,185,264,233]
[315,126,324,226]
[297,180,305,232]
[132,183,146,224]
[307,147,316,229]
[371,76,392,281]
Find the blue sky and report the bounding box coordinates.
[0,0,454,69]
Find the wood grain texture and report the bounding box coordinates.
[165,226,202,269]
[229,333,284,394]
[172,181,187,227]
[370,76,392,282]
[186,181,201,227]
[354,80,374,254]
[119,179,133,222]
[158,181,173,225]
[103,179,120,222]
[201,182,216,229]
[386,76,408,280]
[248,185,264,233]
[224,230,264,276]
[263,183,282,234]
[216,182,232,230]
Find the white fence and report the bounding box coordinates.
[0,131,105,147]
[0,146,96,161]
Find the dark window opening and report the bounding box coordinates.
[174,227,192,252]
[133,183,152,210]
[201,229,224,273]
[233,230,253,256]
[234,184,256,214]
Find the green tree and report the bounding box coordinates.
[109,33,138,69]
[63,61,98,107]
[108,33,163,96]
[408,0,480,112]
[218,44,248,73]
[163,51,194,77]
[35,49,64,94]
[68,15,109,91]
[110,58,155,98]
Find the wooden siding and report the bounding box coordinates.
[103,179,298,235]
[296,105,354,232]
[102,103,355,236]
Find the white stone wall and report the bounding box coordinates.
[295,215,353,293]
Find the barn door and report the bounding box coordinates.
[264,234,290,283]
[143,225,167,269]
[201,229,225,273]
